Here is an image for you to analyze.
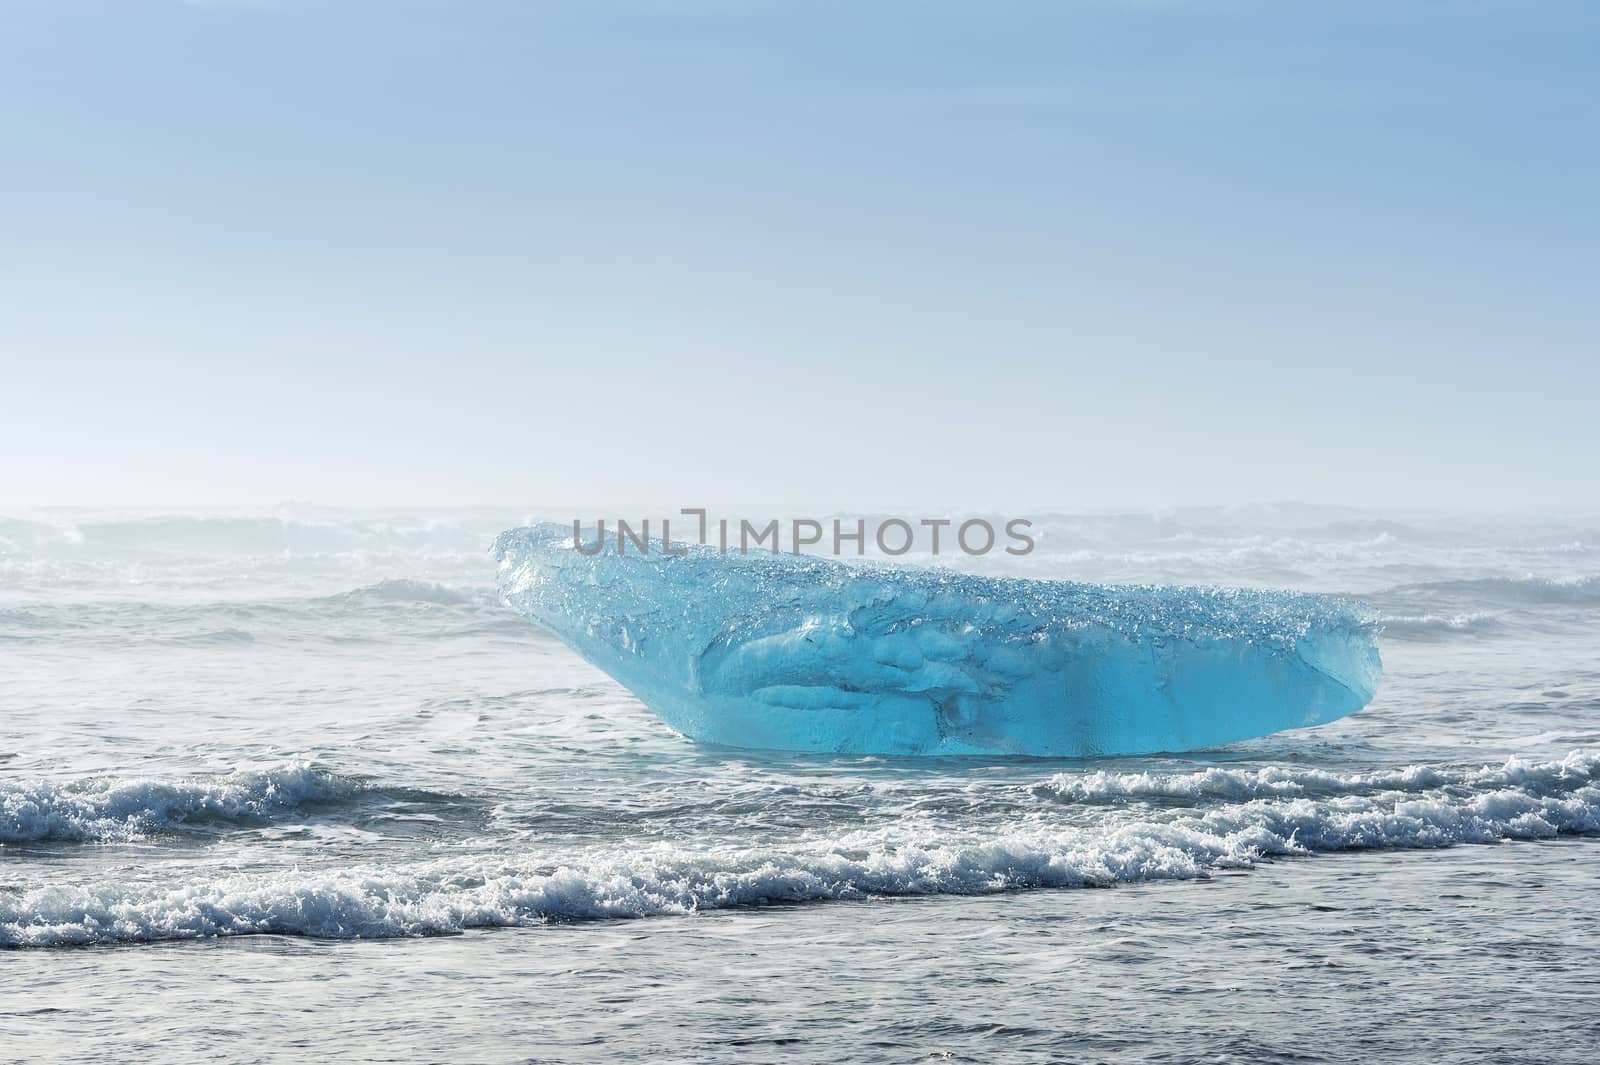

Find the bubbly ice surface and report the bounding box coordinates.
[495,524,1381,756]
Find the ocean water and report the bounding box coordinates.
[2,505,1597,1063]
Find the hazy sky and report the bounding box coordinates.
[2,1,1596,512]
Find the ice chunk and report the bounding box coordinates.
[495,524,1381,756]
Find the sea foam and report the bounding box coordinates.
[5,753,1594,947]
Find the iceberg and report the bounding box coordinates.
[495,524,1381,757]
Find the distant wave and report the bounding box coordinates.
[1386,575,1600,606]
[0,764,361,844]
[5,753,1595,947]
[335,579,481,606]
[47,516,488,558]
[0,513,516,574]
[176,627,258,645]
[1375,611,1500,640]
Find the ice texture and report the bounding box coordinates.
[495,524,1381,756]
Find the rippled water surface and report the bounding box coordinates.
[3,506,1598,1062]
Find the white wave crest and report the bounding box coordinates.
[1376,611,1499,640]
[0,764,360,844]
[1037,751,1599,804]
[5,754,1596,947]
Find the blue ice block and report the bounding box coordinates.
[495,524,1380,756]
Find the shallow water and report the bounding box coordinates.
[3,506,1597,1061]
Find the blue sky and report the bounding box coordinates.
[2,1,1596,512]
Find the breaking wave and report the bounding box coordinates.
[6,753,1595,947]
[1035,751,1598,803]
[0,764,362,844]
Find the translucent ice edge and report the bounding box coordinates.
[495,524,1381,756]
